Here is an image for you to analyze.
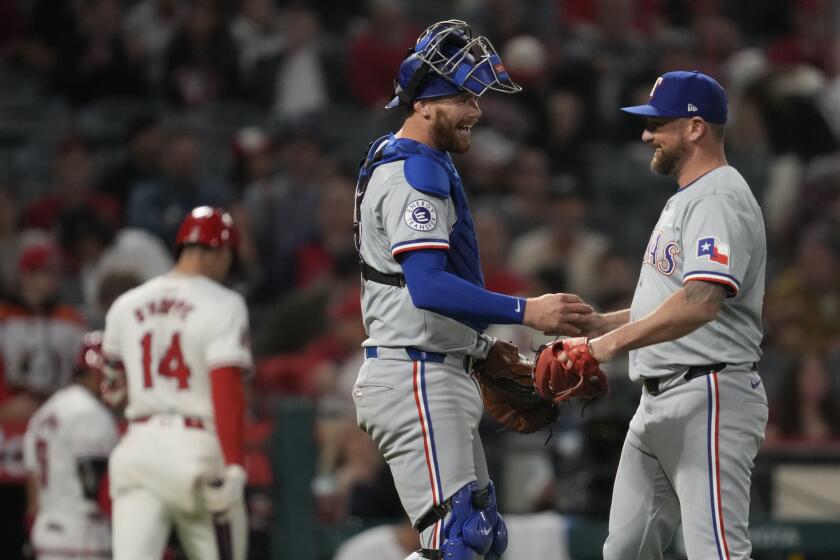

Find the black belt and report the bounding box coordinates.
[361,262,405,287]
[642,362,756,396]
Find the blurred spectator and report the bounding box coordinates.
[742,67,838,162]
[501,35,551,143]
[163,0,240,107]
[0,183,20,300]
[126,124,233,245]
[473,206,528,296]
[765,352,840,447]
[499,147,554,235]
[464,0,554,44]
[457,128,517,197]
[123,0,187,87]
[291,174,356,288]
[334,427,403,520]
[244,129,333,292]
[23,136,120,234]
[765,222,840,353]
[766,0,838,77]
[253,251,359,356]
[509,177,610,300]
[333,521,419,560]
[0,241,86,404]
[230,126,275,195]
[543,88,591,181]
[591,250,636,311]
[97,115,165,220]
[57,207,172,323]
[691,13,742,78]
[52,0,146,105]
[230,0,285,99]
[269,7,334,118]
[346,0,418,108]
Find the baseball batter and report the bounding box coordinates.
[102,207,252,560]
[352,20,592,560]
[559,71,768,559]
[23,331,118,560]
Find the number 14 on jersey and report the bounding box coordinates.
[140,332,192,389]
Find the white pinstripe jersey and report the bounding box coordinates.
[103,273,252,420]
[628,166,765,380]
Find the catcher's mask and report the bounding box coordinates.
[385,19,521,109]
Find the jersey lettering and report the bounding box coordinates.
[140,332,192,390]
[133,298,195,324]
[643,230,662,266]
[644,230,680,276]
[657,241,680,275]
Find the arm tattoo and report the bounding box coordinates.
[685,281,727,305]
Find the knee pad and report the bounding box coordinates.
[440,480,508,559]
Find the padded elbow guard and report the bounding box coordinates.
[440,480,507,559]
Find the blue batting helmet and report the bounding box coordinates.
[385,19,521,109]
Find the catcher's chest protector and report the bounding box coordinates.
[353,134,485,327]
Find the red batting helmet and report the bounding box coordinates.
[75,331,105,377]
[175,206,239,251]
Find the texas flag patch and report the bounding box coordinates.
[697,237,730,267]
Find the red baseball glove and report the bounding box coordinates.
[534,337,610,404]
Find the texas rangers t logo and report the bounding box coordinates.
[697,237,730,267]
[649,76,664,97]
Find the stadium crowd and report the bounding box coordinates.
[1,0,840,557]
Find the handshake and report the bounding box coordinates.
[472,337,609,434]
[522,292,601,337]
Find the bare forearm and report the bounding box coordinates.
[591,282,724,361]
[600,309,631,333]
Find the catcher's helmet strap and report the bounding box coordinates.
[398,59,433,106]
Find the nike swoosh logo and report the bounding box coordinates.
[515,299,521,313]
[751,378,762,389]
[480,526,492,536]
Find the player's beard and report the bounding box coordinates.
[650,137,688,176]
[430,109,471,153]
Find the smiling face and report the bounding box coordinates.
[427,92,482,153]
[641,117,692,176]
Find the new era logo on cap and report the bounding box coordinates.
[621,70,728,124]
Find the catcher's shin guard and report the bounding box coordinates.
[433,481,507,559]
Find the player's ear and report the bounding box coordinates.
[688,117,705,141]
[416,99,432,119]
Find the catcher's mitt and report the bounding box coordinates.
[471,339,559,434]
[534,337,610,404]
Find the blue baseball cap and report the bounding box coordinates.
[621,70,728,124]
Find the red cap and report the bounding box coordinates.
[76,331,105,376]
[18,243,60,272]
[175,206,239,250]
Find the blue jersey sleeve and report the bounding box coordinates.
[398,249,526,324]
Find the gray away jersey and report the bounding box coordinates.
[628,166,766,380]
[358,159,488,355]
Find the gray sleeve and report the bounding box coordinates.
[380,169,455,257]
[680,194,751,296]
